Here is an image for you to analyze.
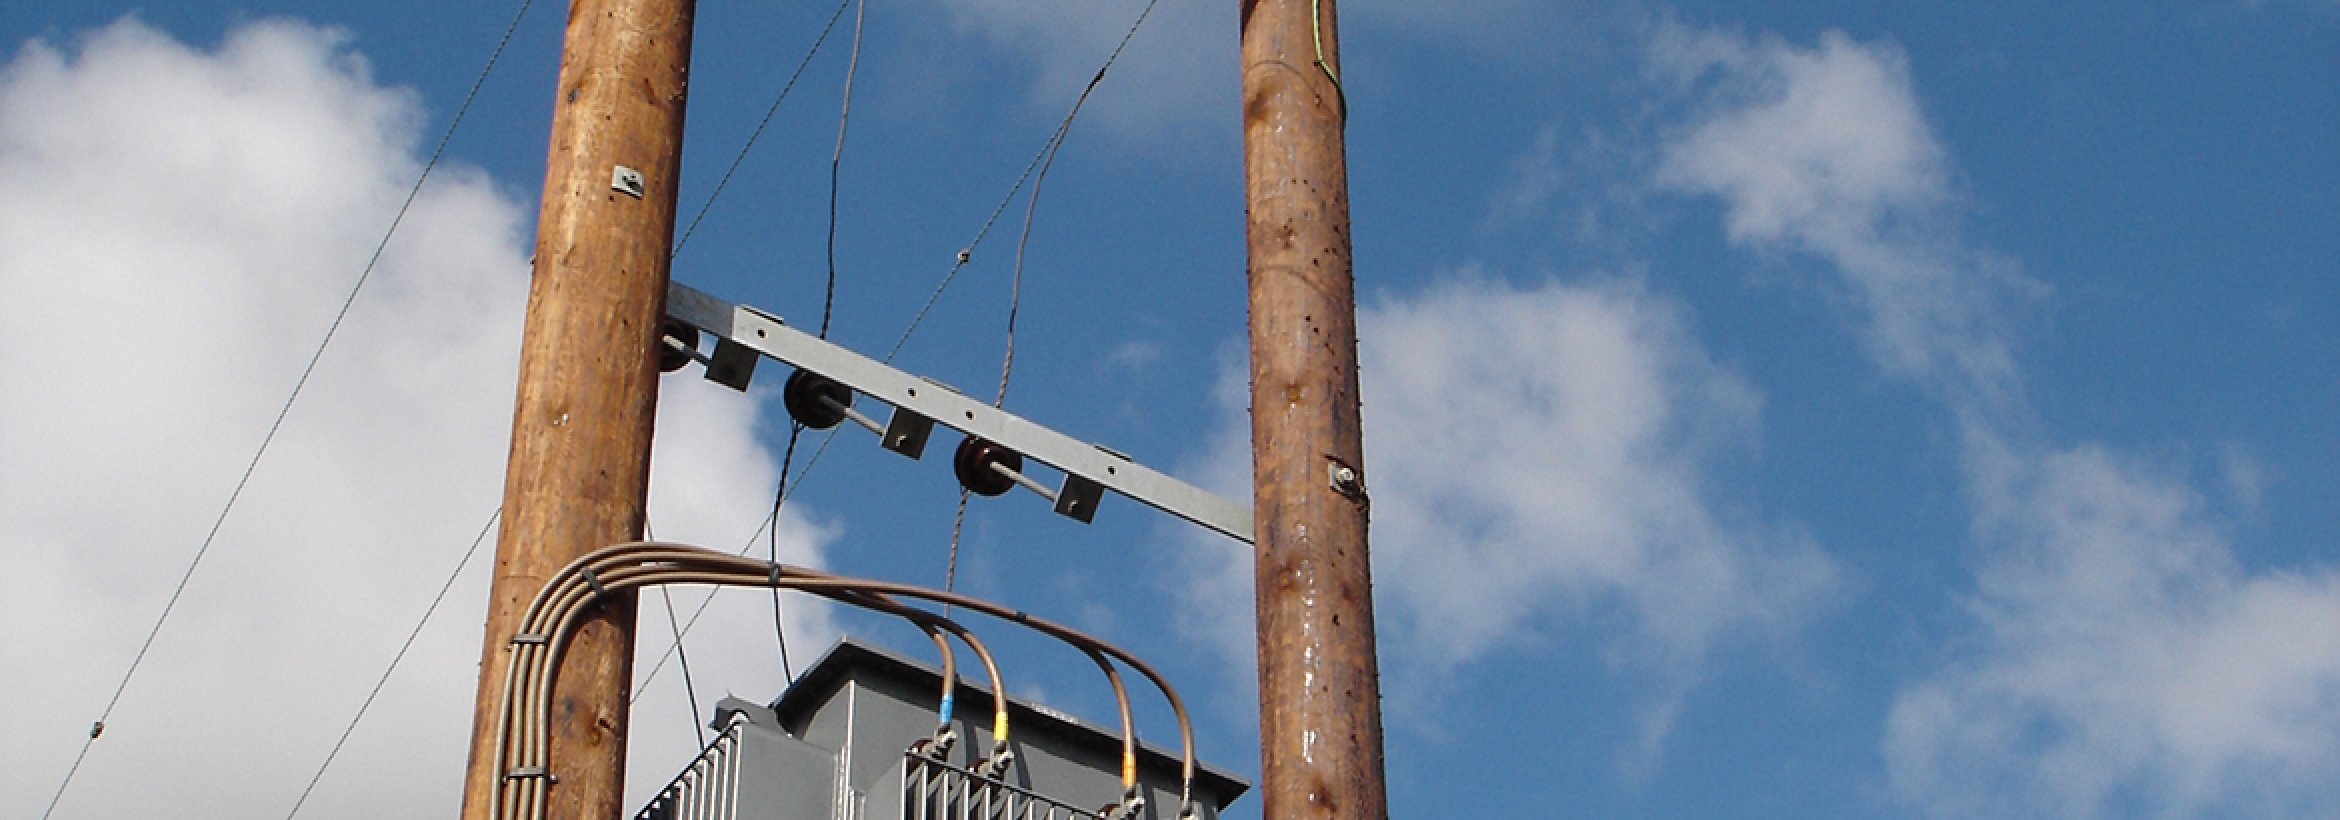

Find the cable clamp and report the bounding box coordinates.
[511,633,548,645]
[981,746,1016,778]
[505,766,550,780]
[910,728,956,761]
[1105,792,1146,820]
[581,566,608,596]
[768,564,785,587]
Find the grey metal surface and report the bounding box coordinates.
[664,282,1255,544]
[775,639,1246,820]
[886,753,1103,820]
[635,714,837,820]
[634,638,1247,820]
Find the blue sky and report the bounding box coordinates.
[2,1,2334,819]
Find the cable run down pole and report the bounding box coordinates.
[487,542,1201,820]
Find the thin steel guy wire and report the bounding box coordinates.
[284,507,501,820]
[40,0,538,814]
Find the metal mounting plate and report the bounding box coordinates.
[665,282,1255,544]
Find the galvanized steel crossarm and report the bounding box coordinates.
[665,282,1256,544]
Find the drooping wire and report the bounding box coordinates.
[941,489,971,616]
[822,0,866,340]
[640,0,871,702]
[631,432,834,703]
[766,422,804,683]
[945,0,1163,605]
[38,1,538,816]
[670,0,857,258]
[641,0,1162,694]
[284,507,501,820]
[992,6,1142,408]
[756,0,862,687]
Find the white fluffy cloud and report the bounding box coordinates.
[1177,274,1836,748]
[0,19,827,820]
[1361,276,1829,671]
[1654,24,2340,816]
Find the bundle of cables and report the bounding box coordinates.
[488,542,1195,820]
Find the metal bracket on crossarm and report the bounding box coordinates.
[663,282,1256,545]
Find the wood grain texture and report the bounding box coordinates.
[1240,1,1390,818]
[459,0,695,817]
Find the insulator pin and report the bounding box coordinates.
[953,435,1022,497]
[657,321,700,373]
[783,369,855,430]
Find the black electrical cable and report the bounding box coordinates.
[766,422,804,683]
[945,0,1161,610]
[996,0,1159,409]
[757,0,861,687]
[38,3,538,816]
[670,0,856,258]
[821,0,866,341]
[283,506,500,820]
[646,0,1163,694]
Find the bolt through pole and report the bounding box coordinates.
[1239,1,1391,819]
[458,0,697,818]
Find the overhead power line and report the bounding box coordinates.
[39,1,539,816]
[671,0,858,258]
[949,0,1164,604]
[636,0,1164,699]
[284,507,501,820]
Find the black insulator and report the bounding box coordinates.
[953,435,1022,497]
[657,322,699,373]
[783,369,854,429]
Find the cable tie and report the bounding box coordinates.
[581,566,607,596]
[511,633,548,645]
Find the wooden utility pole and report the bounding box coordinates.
[458,0,696,818]
[1241,1,1390,819]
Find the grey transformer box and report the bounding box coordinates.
[635,638,1248,820]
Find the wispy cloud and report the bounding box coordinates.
[924,0,1231,143]
[1652,22,2340,816]
[1652,25,2029,407]
[0,19,823,818]
[1890,438,2340,818]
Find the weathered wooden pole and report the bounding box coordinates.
[458,0,696,817]
[1240,1,1389,819]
